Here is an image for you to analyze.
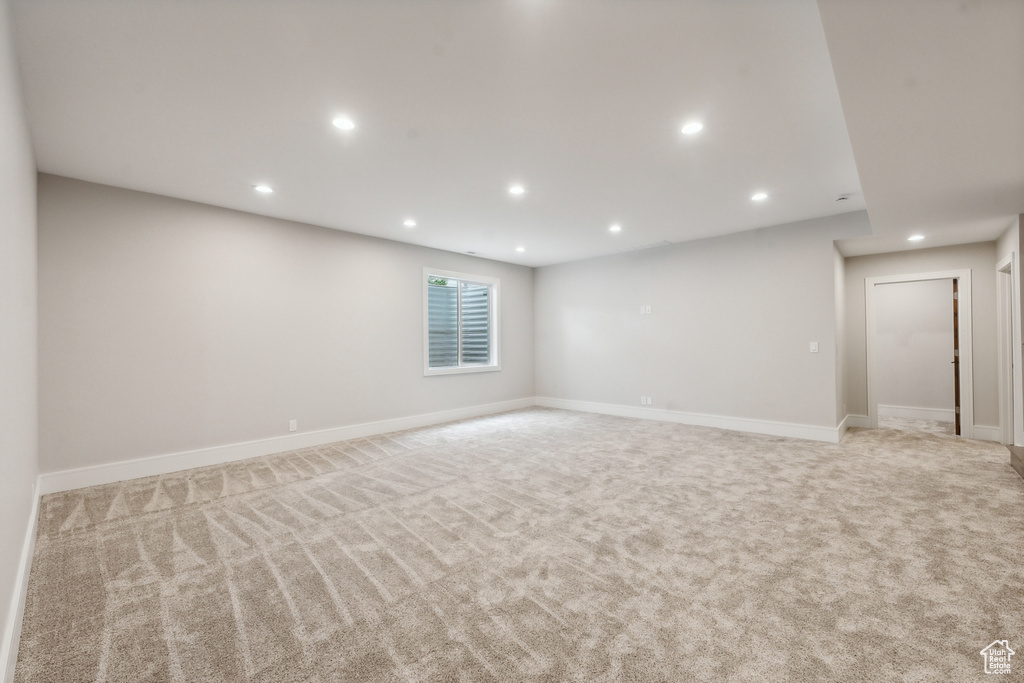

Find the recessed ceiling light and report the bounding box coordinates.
[508,184,526,196]
[332,116,356,131]
[751,192,768,201]
[403,219,417,228]
[681,121,703,135]
[908,235,925,241]
[253,185,273,194]
[515,246,525,253]
[609,224,622,233]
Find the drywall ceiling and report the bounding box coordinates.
[819,0,1024,257]
[11,0,864,267]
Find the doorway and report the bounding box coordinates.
[865,270,974,438]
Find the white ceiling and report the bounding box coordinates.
[11,0,865,267]
[819,0,1024,257]
[10,1,1023,266]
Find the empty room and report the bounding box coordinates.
[2,1,1024,681]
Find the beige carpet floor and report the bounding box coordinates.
[14,408,1024,682]
[877,416,956,437]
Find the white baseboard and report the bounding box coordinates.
[878,404,955,423]
[837,413,871,440]
[971,425,1001,443]
[536,397,840,443]
[38,398,536,495]
[844,414,871,430]
[1,483,40,683]
[43,397,987,496]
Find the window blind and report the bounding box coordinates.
[459,281,491,365]
[427,282,458,368]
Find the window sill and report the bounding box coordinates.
[424,364,501,376]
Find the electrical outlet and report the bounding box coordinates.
[289,419,297,432]
[639,305,652,315]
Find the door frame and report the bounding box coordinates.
[865,270,973,438]
[997,254,1017,444]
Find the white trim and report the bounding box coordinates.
[1,484,39,683]
[422,364,501,376]
[971,425,1002,443]
[844,414,872,429]
[38,398,534,495]
[422,267,501,376]
[837,413,871,438]
[877,404,955,423]
[865,270,974,438]
[536,397,841,443]
[1009,243,1024,448]
[997,254,1016,444]
[837,414,851,440]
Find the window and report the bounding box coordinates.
[423,268,500,375]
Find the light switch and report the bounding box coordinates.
[809,341,819,353]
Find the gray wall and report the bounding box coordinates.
[873,279,955,413]
[834,246,846,422]
[0,0,37,671]
[844,242,998,427]
[535,212,870,429]
[38,175,535,473]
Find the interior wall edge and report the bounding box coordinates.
[0,0,40,678]
[0,483,39,683]
[842,414,871,430]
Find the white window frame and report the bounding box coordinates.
[423,267,501,376]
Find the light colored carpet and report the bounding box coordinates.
[15,408,1024,682]
[878,415,956,436]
